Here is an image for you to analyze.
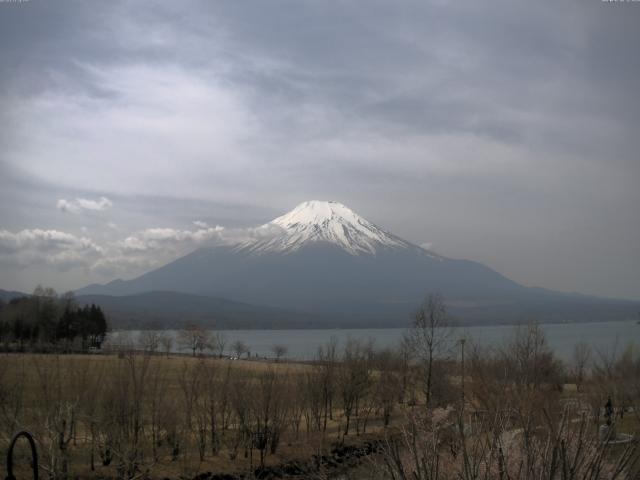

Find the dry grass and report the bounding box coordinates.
[0,351,392,479]
[4,336,637,480]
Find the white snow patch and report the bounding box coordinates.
[237,200,420,256]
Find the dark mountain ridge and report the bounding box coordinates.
[75,291,326,330]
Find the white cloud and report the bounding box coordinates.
[57,196,113,214]
[91,255,158,277]
[0,220,284,282]
[0,229,104,270]
[56,199,81,214]
[77,197,113,210]
[121,225,225,252]
[193,220,208,228]
[91,222,282,278]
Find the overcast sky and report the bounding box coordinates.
[0,0,639,300]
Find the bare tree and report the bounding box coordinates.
[231,340,248,359]
[159,333,173,358]
[317,336,338,430]
[201,360,221,455]
[211,332,227,358]
[372,349,401,428]
[229,371,251,461]
[380,326,639,480]
[301,369,324,433]
[379,403,639,480]
[398,333,415,405]
[247,368,289,466]
[138,330,161,354]
[338,338,371,436]
[0,354,25,444]
[591,342,640,425]
[146,358,169,463]
[178,323,210,357]
[571,341,591,390]
[409,293,451,406]
[506,323,562,391]
[31,356,78,478]
[271,344,288,362]
[98,351,153,479]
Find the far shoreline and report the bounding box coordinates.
[111,316,639,332]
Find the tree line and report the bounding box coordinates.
[0,286,107,351]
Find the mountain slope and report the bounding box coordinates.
[76,291,325,329]
[77,201,640,325]
[0,289,29,302]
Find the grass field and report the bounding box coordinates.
[0,351,396,479]
[2,343,638,480]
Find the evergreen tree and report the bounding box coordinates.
[0,288,109,351]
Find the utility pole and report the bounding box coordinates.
[458,337,468,449]
[460,337,466,409]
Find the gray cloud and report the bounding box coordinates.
[0,0,638,299]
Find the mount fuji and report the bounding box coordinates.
[77,201,639,327]
[236,200,413,255]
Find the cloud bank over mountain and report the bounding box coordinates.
[0,217,286,282]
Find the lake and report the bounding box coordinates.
[123,319,639,363]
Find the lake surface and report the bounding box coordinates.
[122,319,639,363]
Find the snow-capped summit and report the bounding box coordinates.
[239,200,411,255]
